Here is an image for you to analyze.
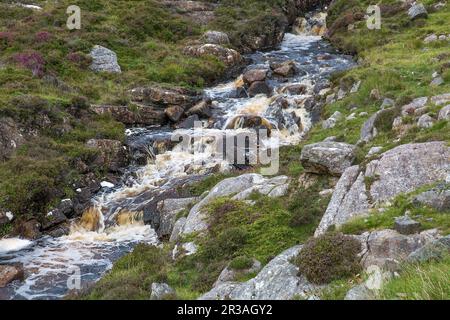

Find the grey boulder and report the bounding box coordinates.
[90,45,121,73]
[300,141,356,176]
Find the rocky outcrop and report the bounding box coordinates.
[91,104,166,126]
[89,45,121,73]
[213,259,262,287]
[200,31,230,45]
[360,107,399,143]
[155,197,198,240]
[300,141,356,176]
[407,235,450,263]
[0,118,25,161]
[183,44,242,67]
[315,142,450,235]
[181,174,289,235]
[356,229,440,270]
[413,184,450,212]
[129,86,198,108]
[200,245,319,300]
[85,139,128,172]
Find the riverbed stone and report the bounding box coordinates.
[0,264,24,288]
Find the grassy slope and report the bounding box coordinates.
[75,0,450,299]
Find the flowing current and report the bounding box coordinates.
[0,34,354,300]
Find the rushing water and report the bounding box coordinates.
[0,33,354,300]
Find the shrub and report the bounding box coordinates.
[35,31,52,43]
[200,227,248,261]
[229,255,254,270]
[294,232,362,284]
[12,51,45,77]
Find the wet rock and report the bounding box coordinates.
[0,264,24,288]
[214,259,262,287]
[315,142,450,235]
[270,60,297,77]
[200,245,319,300]
[165,105,185,122]
[183,44,242,67]
[41,209,67,231]
[72,179,102,217]
[322,111,342,129]
[407,235,450,263]
[150,283,175,300]
[185,100,212,118]
[243,69,268,86]
[156,197,198,240]
[401,97,428,116]
[356,229,440,270]
[413,185,450,212]
[176,114,200,129]
[0,118,25,161]
[280,83,307,95]
[91,104,166,126]
[408,3,428,20]
[438,104,450,120]
[0,211,13,227]
[247,81,272,97]
[86,139,128,172]
[89,45,121,73]
[394,216,421,235]
[201,31,230,45]
[300,141,356,176]
[417,114,435,128]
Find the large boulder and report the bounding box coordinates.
[408,3,428,20]
[91,104,166,126]
[300,141,356,176]
[315,142,450,235]
[407,235,450,263]
[156,197,198,239]
[247,81,272,97]
[270,60,297,77]
[0,118,25,161]
[199,246,319,300]
[181,174,289,235]
[85,139,128,172]
[243,69,268,86]
[89,45,121,73]
[356,229,440,270]
[201,31,230,45]
[183,44,242,67]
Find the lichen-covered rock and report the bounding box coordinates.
[438,104,450,120]
[417,114,435,128]
[156,197,197,239]
[356,229,440,270]
[360,108,399,142]
[407,235,450,263]
[199,246,319,300]
[129,86,197,108]
[213,259,262,287]
[201,31,230,45]
[401,97,428,116]
[89,45,121,73]
[413,184,450,212]
[322,111,342,129]
[150,283,175,300]
[300,141,356,176]
[407,3,428,20]
[315,142,450,235]
[394,216,421,235]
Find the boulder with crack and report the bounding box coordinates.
[315,142,450,236]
